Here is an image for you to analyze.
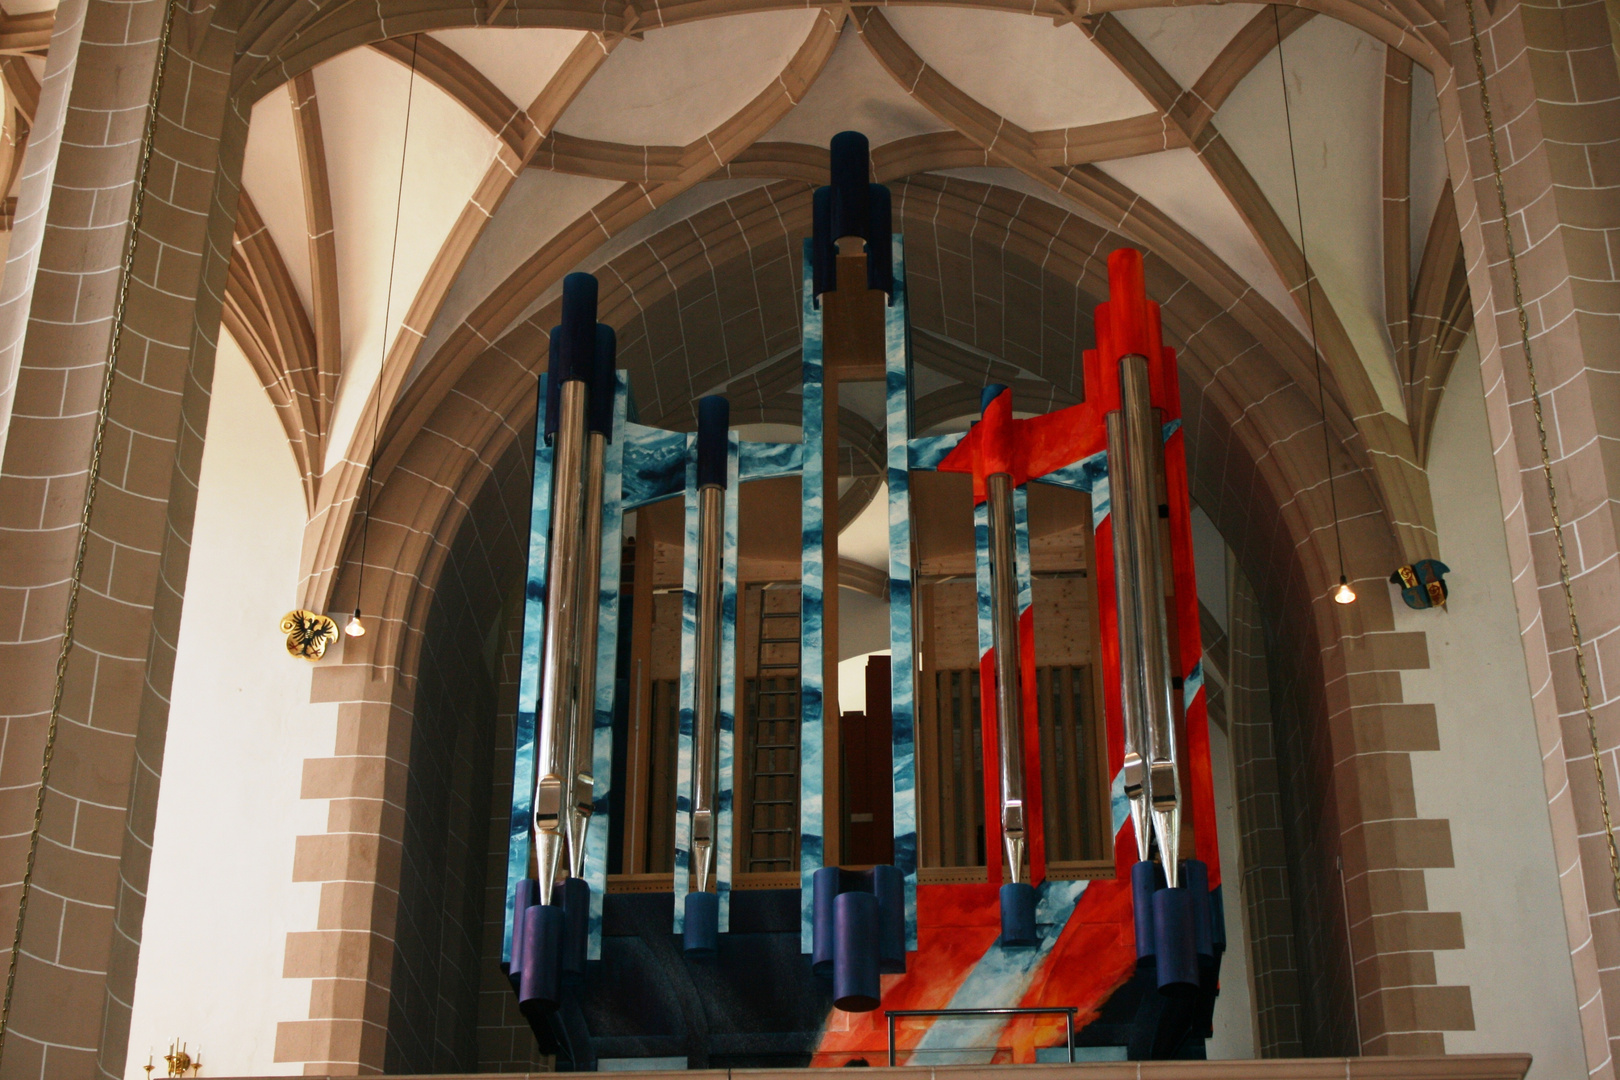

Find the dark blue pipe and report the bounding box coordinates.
[544,339,562,443]
[832,890,880,1012]
[1000,881,1038,948]
[556,877,591,986]
[1131,861,1158,965]
[865,183,892,296]
[507,877,536,989]
[519,902,564,1015]
[683,890,720,958]
[1152,887,1199,995]
[1210,884,1227,959]
[873,864,906,973]
[812,186,835,298]
[589,323,617,439]
[696,395,730,489]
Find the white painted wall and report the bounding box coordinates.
[1398,334,1585,1076]
[123,334,336,1078]
[1207,721,1258,1060]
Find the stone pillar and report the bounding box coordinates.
[1444,0,1620,1072]
[0,2,241,1075]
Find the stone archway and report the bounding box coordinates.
[0,0,1613,1071]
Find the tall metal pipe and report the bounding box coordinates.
[534,273,598,908]
[566,326,617,879]
[986,471,1027,885]
[567,428,606,878]
[690,394,729,895]
[691,485,724,893]
[1106,409,1152,865]
[536,377,589,905]
[1119,354,1182,886]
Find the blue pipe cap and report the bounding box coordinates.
[1152,887,1199,996]
[1130,861,1159,965]
[589,323,617,439]
[832,890,881,1012]
[556,272,598,384]
[696,394,730,489]
[1000,881,1038,948]
[518,903,564,1016]
[555,877,591,986]
[828,131,871,246]
[683,890,720,959]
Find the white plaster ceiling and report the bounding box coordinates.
[1097,148,1304,335]
[1217,17,1403,417]
[220,2,1460,495]
[1111,3,1262,91]
[763,20,948,148]
[411,169,624,384]
[429,27,589,107]
[935,165,1122,235]
[1410,63,1449,271]
[241,86,314,316]
[314,46,497,468]
[511,177,778,334]
[881,8,1152,131]
[555,10,820,146]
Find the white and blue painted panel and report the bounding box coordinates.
[799,239,827,954]
[505,374,555,965]
[671,438,699,930]
[671,433,743,934]
[883,234,920,950]
[717,435,741,931]
[584,371,631,960]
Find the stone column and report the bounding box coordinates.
[1444,0,1620,1072]
[0,1,241,1075]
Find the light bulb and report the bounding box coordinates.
[345,609,366,637]
[1333,576,1356,605]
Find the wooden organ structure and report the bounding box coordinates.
[501,132,1224,1068]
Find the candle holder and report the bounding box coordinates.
[160,1040,202,1077]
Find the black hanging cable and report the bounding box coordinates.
[1274,8,1351,600]
[351,34,421,636]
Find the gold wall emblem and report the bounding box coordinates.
[280,610,339,660]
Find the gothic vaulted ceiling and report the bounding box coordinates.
[192,1,1469,606]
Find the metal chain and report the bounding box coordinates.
[0,0,181,1060]
[1464,0,1620,906]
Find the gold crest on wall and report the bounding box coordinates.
[280,610,339,661]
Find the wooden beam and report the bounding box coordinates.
[0,11,52,55]
[2,56,39,127]
[1078,11,1438,559]
[300,17,842,611]
[370,34,532,156]
[289,71,341,440]
[227,191,322,507]
[1184,6,1314,136]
